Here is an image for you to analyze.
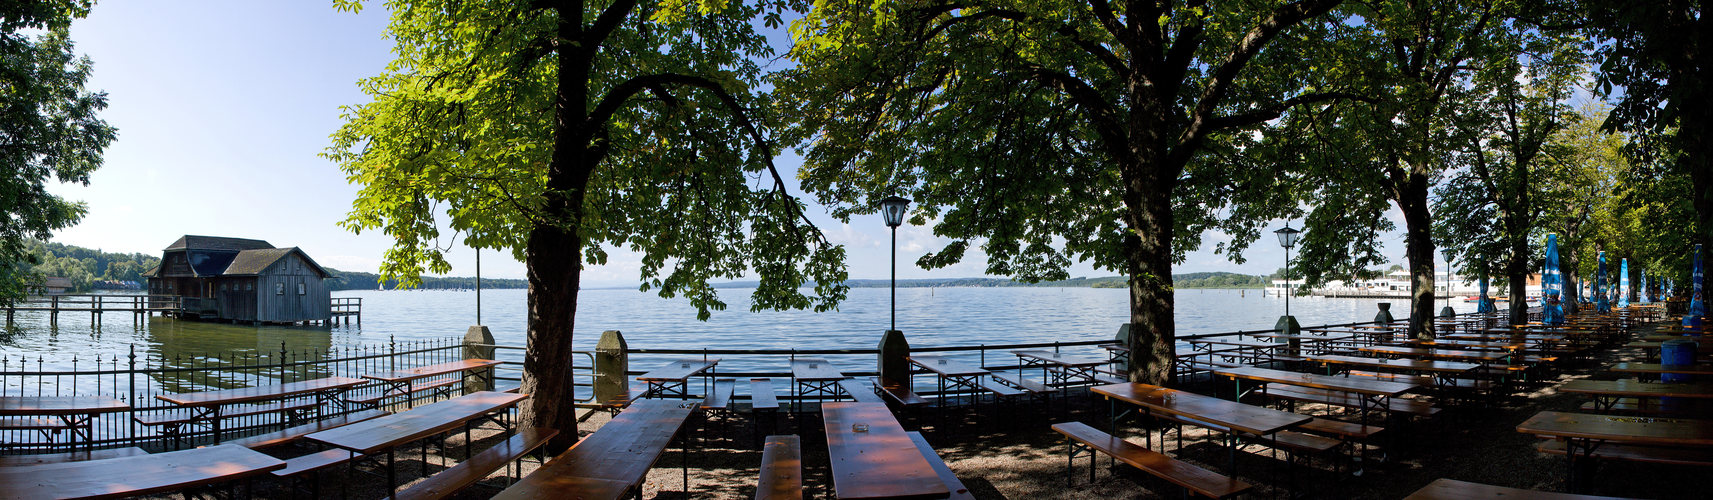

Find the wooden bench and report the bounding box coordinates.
[1052,421,1252,499]
[345,377,461,407]
[1405,477,1645,499]
[1536,439,1713,467]
[225,409,390,449]
[0,446,148,466]
[756,435,802,500]
[978,378,1026,398]
[750,378,780,412]
[702,379,737,412]
[1153,412,1341,457]
[136,399,318,447]
[1266,386,1440,417]
[871,377,928,406]
[1577,397,1709,416]
[395,427,560,500]
[989,374,1052,394]
[1297,418,1384,441]
[836,378,886,404]
[906,431,974,499]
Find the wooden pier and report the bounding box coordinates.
[3,294,362,326]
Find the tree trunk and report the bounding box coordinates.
[518,4,594,453]
[1506,232,1529,326]
[1398,177,1436,339]
[1123,207,1178,386]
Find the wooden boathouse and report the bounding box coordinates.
[141,235,344,325]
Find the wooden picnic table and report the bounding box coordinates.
[1013,350,1107,388]
[0,396,128,450]
[1608,363,1713,376]
[1403,478,1637,499]
[1517,411,1713,491]
[1303,354,1479,387]
[1092,382,1309,474]
[1395,338,1526,351]
[1210,365,1416,420]
[1357,345,1510,364]
[636,358,720,400]
[821,402,950,499]
[790,357,853,407]
[307,390,526,492]
[908,355,990,401]
[363,359,503,408]
[154,376,365,444]
[0,444,284,500]
[496,399,698,500]
[1559,379,1713,411]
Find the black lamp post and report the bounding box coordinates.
[880,196,910,332]
[1274,226,1301,317]
[1441,249,1457,317]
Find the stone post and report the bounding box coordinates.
[1112,324,1131,372]
[595,330,629,404]
[1375,303,1395,342]
[462,325,494,394]
[877,329,909,389]
[1275,316,1301,355]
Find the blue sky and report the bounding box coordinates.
[46,1,1411,287]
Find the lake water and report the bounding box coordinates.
[0,287,1476,376]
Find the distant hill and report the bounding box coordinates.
[26,240,526,293]
[325,270,528,291]
[705,272,1266,290]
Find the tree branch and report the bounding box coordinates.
[1180,0,1343,147]
[1203,92,1376,130]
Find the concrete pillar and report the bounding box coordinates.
[1112,324,1131,372]
[1375,303,1395,342]
[595,330,629,404]
[877,329,909,388]
[462,325,495,393]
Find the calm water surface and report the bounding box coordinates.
[0,287,1475,374]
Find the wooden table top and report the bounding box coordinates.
[1246,333,1355,341]
[636,358,720,382]
[1211,366,1417,397]
[1186,339,1281,348]
[1609,363,1713,375]
[1304,354,1480,374]
[155,376,366,407]
[1559,379,1713,399]
[1517,410,1713,447]
[307,391,526,454]
[1444,333,1565,341]
[822,402,949,500]
[1012,350,1105,368]
[1403,478,1637,499]
[1398,339,1524,350]
[364,359,502,383]
[0,444,284,500]
[791,358,847,381]
[496,399,698,500]
[1358,345,1509,362]
[0,396,129,416]
[1092,382,1309,436]
[907,355,990,378]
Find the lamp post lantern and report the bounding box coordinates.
[880,196,910,331]
[1274,226,1301,316]
[1274,225,1302,354]
[1440,249,1457,318]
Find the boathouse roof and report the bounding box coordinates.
[222,247,330,278]
[164,235,274,252]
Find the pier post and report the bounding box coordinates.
[462,325,495,393]
[878,329,910,390]
[594,330,629,405]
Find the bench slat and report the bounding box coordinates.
[1536,439,1713,467]
[1297,418,1384,440]
[396,427,560,500]
[989,374,1052,394]
[1405,478,1639,499]
[836,379,885,404]
[906,431,974,500]
[702,379,736,411]
[272,448,362,478]
[134,400,316,426]
[225,409,391,449]
[1266,386,1439,417]
[1053,421,1251,499]
[0,446,148,466]
[750,378,779,411]
[756,435,802,500]
[345,378,461,406]
[871,378,928,406]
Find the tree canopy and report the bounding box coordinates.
[328,0,843,447]
[0,0,114,305]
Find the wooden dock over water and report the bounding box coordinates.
[2,294,361,326]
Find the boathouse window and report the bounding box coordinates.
[246,283,253,291]
[297,283,306,295]
[276,283,284,295]
[219,284,226,292]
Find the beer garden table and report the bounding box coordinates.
[1517,410,1713,491]
[306,390,526,494]
[0,444,284,500]
[1091,382,1310,475]
[820,402,950,499]
[154,376,364,445]
[0,396,128,451]
[635,358,720,400]
[495,399,698,500]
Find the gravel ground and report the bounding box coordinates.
[206,321,1705,499]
